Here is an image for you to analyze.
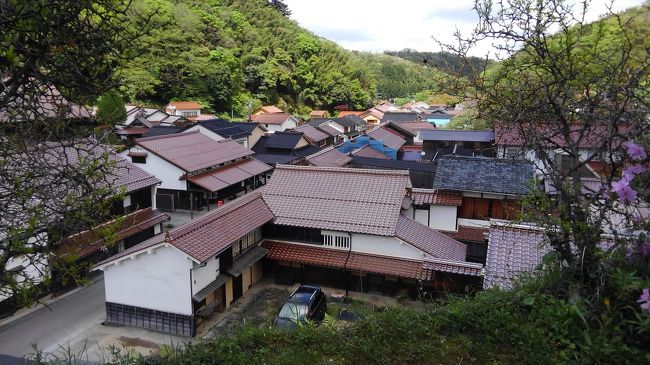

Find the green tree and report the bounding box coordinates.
[96,91,127,126]
[440,0,649,291]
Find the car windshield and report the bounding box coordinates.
[277,302,308,321]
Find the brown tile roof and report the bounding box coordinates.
[352,145,390,160]
[441,225,488,243]
[166,190,274,263]
[135,130,254,173]
[61,208,169,258]
[338,111,365,117]
[167,101,201,110]
[257,105,284,114]
[484,222,548,289]
[186,158,271,192]
[391,122,436,133]
[362,108,384,119]
[262,165,410,236]
[395,216,467,261]
[410,188,462,206]
[295,124,329,142]
[423,257,483,276]
[112,157,162,193]
[309,110,328,117]
[115,127,149,135]
[250,112,293,125]
[317,123,341,136]
[367,127,406,150]
[306,147,352,167]
[263,241,429,280]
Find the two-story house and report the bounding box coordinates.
[94,165,483,336]
[404,156,535,263]
[94,190,273,336]
[185,118,266,148]
[249,113,298,133]
[121,131,272,211]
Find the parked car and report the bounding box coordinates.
[273,285,327,329]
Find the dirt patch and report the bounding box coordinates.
[210,287,289,336]
[118,336,160,349]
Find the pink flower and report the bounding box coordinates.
[638,288,650,312]
[623,165,647,180]
[624,142,647,161]
[611,178,637,203]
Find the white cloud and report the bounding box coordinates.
[284,0,645,57]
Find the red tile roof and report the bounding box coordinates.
[134,130,254,173]
[367,127,406,150]
[61,208,169,258]
[262,165,410,236]
[250,112,293,125]
[295,124,329,142]
[186,158,271,192]
[441,225,488,243]
[410,188,462,206]
[395,216,467,261]
[166,190,274,263]
[263,241,429,280]
[306,147,352,167]
[167,101,202,110]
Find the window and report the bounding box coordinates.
[505,147,521,159]
[322,233,350,248]
[131,156,146,164]
[232,228,262,258]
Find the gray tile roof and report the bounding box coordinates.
[262,165,411,236]
[484,222,547,289]
[295,124,329,142]
[419,130,495,142]
[366,127,406,150]
[395,216,467,260]
[432,156,535,195]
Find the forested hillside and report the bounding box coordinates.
[117,0,460,117]
[384,49,492,80]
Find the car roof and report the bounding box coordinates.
[289,285,321,305]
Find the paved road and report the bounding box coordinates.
[0,279,105,358]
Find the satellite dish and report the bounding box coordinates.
[420,151,426,156]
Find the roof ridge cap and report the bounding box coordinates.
[136,129,200,143]
[274,164,410,176]
[167,190,263,240]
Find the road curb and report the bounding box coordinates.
[0,275,103,328]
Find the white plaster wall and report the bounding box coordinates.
[457,218,491,228]
[103,245,193,315]
[191,256,220,295]
[265,124,282,133]
[186,125,226,142]
[414,208,429,227]
[351,233,425,260]
[120,148,187,191]
[428,205,457,231]
[281,118,297,131]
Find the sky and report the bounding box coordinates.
[283,0,645,57]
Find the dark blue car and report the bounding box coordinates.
[273,285,327,329]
